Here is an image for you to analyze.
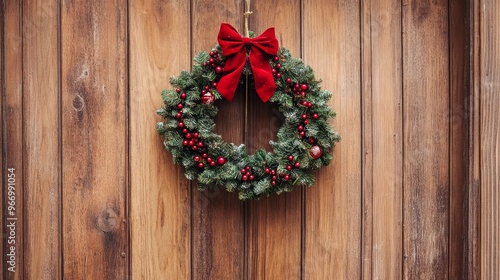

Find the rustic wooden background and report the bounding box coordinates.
[1,0,498,279]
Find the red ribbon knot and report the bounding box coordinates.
[216,23,279,102]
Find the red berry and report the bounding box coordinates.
[313,113,319,119]
[209,58,214,63]
[180,93,187,99]
[299,131,305,137]
[185,133,191,139]
[178,122,184,128]
[272,176,277,181]
[212,82,218,87]
[193,132,199,138]
[217,156,226,165]
[295,162,301,168]
[203,62,207,67]
[191,145,198,151]
[202,153,208,159]
[288,155,294,161]
[302,114,307,120]
[197,142,204,147]
[210,161,216,167]
[276,73,282,78]
[176,113,182,119]
[176,88,181,93]
[242,175,248,181]
[284,175,290,181]
[303,119,309,125]
[207,157,213,163]
[249,175,255,181]
[265,168,270,173]
[194,156,201,162]
[188,140,194,146]
[271,169,276,175]
[182,140,189,146]
[241,169,247,174]
[209,51,215,56]
[286,78,292,83]
[298,125,304,131]
[246,166,251,170]
[246,172,251,177]
[182,128,188,134]
[271,181,277,186]
[177,103,183,109]
[309,137,315,144]
[301,84,309,91]
[308,102,313,108]
[215,66,222,74]
[302,101,308,107]
[198,162,204,168]
[204,86,210,91]
[272,69,277,74]
[274,56,279,62]
[275,63,281,69]
[287,165,292,171]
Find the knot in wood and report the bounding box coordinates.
[97,208,118,233]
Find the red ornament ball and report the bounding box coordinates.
[180,92,187,99]
[198,162,204,168]
[215,66,223,74]
[309,145,323,159]
[201,92,215,104]
[312,113,319,119]
[217,156,226,165]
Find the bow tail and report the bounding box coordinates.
[216,51,246,102]
[249,49,276,102]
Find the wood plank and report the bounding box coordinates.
[480,1,500,278]
[129,0,191,279]
[190,1,246,279]
[246,1,302,279]
[1,1,5,276]
[22,0,62,278]
[61,0,129,278]
[468,0,481,278]
[449,0,467,278]
[362,0,403,279]
[302,0,362,278]
[3,1,24,278]
[402,1,450,279]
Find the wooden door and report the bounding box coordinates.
[1,0,497,279]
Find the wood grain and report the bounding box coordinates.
[0,4,3,275]
[246,1,302,279]
[402,1,450,278]
[61,0,129,278]
[302,0,362,278]
[190,1,246,279]
[480,1,500,278]
[22,0,61,278]
[468,0,481,278]
[362,0,403,279]
[3,1,24,279]
[129,1,191,278]
[449,0,467,279]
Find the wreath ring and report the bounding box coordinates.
[157,24,340,200]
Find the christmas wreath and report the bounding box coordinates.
[157,24,340,200]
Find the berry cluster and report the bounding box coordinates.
[272,56,282,79]
[203,50,225,71]
[240,166,255,181]
[194,153,226,169]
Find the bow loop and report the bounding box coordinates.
[216,23,279,102]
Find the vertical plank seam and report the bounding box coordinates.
[242,3,248,280]
[359,0,367,278]
[447,0,452,278]
[299,1,305,279]
[0,0,5,277]
[20,0,26,276]
[189,1,194,278]
[58,0,64,277]
[400,0,405,278]
[126,0,131,278]
[474,0,481,277]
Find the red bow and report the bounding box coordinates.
[216,23,279,102]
